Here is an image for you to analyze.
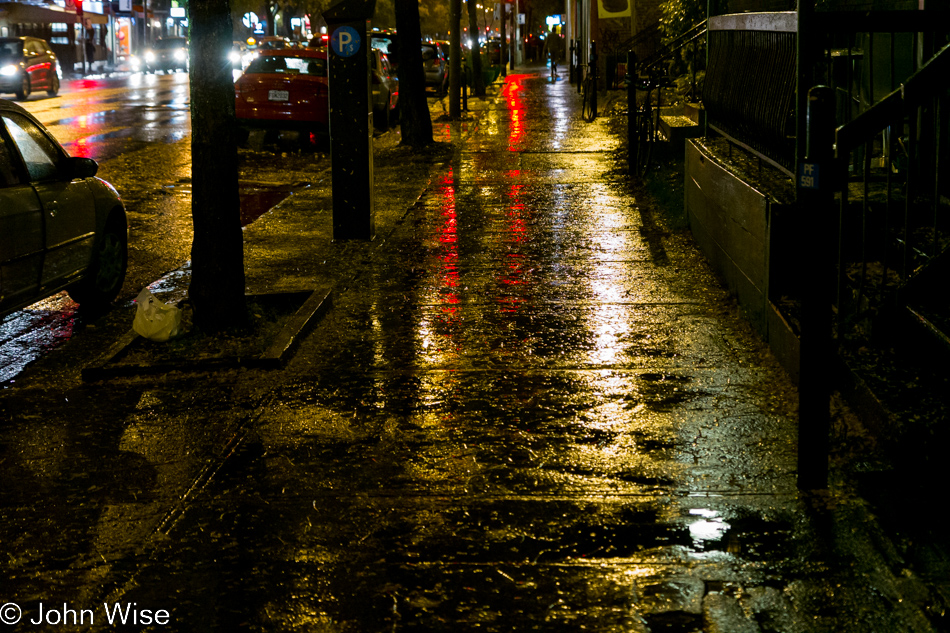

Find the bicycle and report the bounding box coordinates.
[581,64,597,122]
[631,72,664,177]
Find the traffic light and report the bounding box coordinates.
[76,0,83,16]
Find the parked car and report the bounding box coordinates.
[0,36,60,100]
[0,99,128,318]
[421,41,446,92]
[143,37,188,73]
[371,49,398,129]
[234,48,330,141]
[308,34,329,48]
[485,38,502,66]
[370,30,399,71]
[253,36,291,51]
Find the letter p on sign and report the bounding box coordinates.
[331,26,361,58]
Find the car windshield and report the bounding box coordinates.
[246,55,327,76]
[154,39,186,50]
[0,40,23,58]
[371,36,396,55]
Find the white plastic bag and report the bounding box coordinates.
[132,288,182,342]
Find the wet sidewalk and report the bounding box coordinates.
[0,67,941,632]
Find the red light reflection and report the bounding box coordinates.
[497,178,530,313]
[438,168,459,316]
[502,74,530,151]
[72,78,109,91]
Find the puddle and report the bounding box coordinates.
[160,180,305,226]
[0,293,79,385]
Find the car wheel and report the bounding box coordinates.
[15,75,30,100]
[47,70,59,97]
[68,213,128,310]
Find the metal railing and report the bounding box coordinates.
[704,12,798,174]
[617,22,662,72]
[824,27,950,343]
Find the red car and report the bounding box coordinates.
[234,48,329,138]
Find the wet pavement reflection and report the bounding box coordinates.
[23,73,192,162]
[1,68,940,632]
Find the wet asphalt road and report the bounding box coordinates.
[0,69,942,631]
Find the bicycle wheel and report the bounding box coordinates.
[581,76,595,122]
[635,108,653,177]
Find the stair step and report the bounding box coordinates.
[683,102,705,126]
[658,114,703,146]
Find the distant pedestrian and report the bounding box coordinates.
[543,31,564,65]
[85,34,95,73]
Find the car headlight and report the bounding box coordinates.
[0,64,19,76]
[174,49,186,61]
[145,51,156,62]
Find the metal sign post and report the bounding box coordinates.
[324,0,376,241]
[796,85,835,490]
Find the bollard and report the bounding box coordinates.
[796,85,836,490]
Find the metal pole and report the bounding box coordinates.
[569,39,575,84]
[450,0,461,119]
[627,50,636,174]
[796,85,835,490]
[590,40,597,118]
[500,1,506,77]
[577,40,582,94]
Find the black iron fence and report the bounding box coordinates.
[703,12,797,174]
[701,9,949,344]
[807,12,950,345]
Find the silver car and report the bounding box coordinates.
[0,99,128,318]
[371,49,398,129]
[421,42,446,93]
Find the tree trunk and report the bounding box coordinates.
[189,0,247,333]
[467,0,485,96]
[395,0,433,147]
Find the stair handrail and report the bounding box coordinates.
[617,22,661,57]
[637,19,708,77]
[836,41,950,156]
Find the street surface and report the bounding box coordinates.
[0,68,943,632]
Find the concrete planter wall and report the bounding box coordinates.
[684,139,801,383]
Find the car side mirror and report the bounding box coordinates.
[66,157,99,179]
